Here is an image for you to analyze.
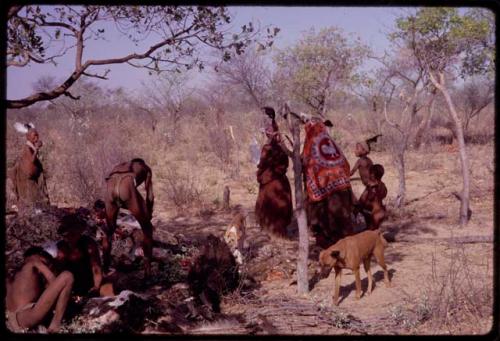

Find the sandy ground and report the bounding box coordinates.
[147,143,494,335]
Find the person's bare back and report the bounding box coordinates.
[6,247,74,333]
[350,142,374,186]
[353,156,373,186]
[7,256,50,314]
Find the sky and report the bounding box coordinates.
[6,6,403,100]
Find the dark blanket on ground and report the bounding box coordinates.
[187,235,239,314]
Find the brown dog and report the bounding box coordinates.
[318,229,391,305]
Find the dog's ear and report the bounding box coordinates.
[331,249,347,266]
[330,250,341,258]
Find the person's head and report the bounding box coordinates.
[369,164,385,181]
[24,246,53,265]
[57,213,87,244]
[93,199,106,219]
[26,128,40,145]
[355,141,369,157]
[264,120,280,143]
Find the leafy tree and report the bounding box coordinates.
[274,27,368,116]
[392,7,494,225]
[7,5,277,109]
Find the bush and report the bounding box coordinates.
[164,166,205,209]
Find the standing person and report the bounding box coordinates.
[9,123,50,208]
[6,247,74,333]
[358,164,388,230]
[302,118,353,248]
[255,107,293,239]
[350,140,374,187]
[102,158,154,277]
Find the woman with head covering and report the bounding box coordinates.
[254,107,293,238]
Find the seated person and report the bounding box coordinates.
[6,247,74,333]
[50,214,114,298]
[357,164,388,230]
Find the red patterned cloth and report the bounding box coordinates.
[303,121,351,202]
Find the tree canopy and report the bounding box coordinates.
[274,27,369,116]
[7,5,278,108]
[391,8,494,79]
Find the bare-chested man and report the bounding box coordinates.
[6,247,74,333]
[103,158,154,277]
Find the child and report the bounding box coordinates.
[359,164,388,230]
[350,140,374,187]
[6,247,74,333]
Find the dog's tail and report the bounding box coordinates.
[379,232,388,247]
[374,229,388,246]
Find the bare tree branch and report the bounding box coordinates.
[82,70,110,80]
[383,100,404,134]
[63,91,81,100]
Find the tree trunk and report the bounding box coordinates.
[223,186,230,210]
[286,105,309,294]
[414,90,436,149]
[393,149,406,208]
[430,72,471,225]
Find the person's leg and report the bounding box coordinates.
[16,271,74,332]
[47,272,74,332]
[127,190,154,278]
[103,195,119,272]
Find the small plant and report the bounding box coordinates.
[164,166,205,209]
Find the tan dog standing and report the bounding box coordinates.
[319,230,391,305]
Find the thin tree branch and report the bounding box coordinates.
[383,100,404,134]
[82,70,110,80]
[63,91,81,100]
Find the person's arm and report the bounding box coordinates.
[144,166,154,220]
[87,240,103,292]
[358,187,369,208]
[33,260,56,285]
[350,159,360,176]
[379,182,388,200]
[22,144,38,163]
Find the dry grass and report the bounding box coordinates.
[387,240,493,334]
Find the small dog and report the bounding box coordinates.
[223,211,246,266]
[319,229,391,305]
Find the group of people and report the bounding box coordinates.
[6,211,108,333]
[6,124,156,333]
[350,137,388,231]
[6,111,389,333]
[254,107,388,248]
